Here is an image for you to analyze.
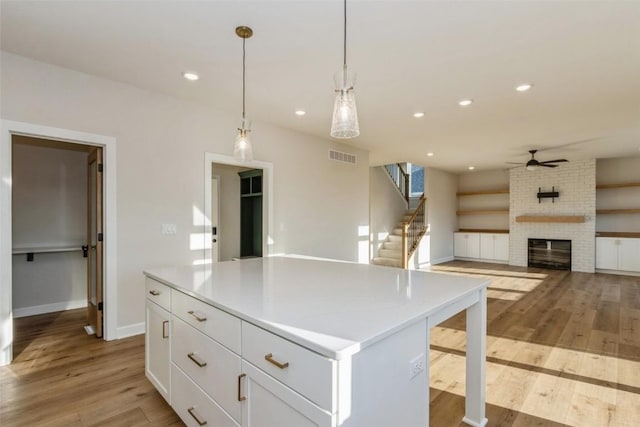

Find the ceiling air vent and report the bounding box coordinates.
[328,149,357,165]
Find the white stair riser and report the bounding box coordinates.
[378,249,402,259]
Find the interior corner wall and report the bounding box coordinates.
[425,168,457,264]
[369,166,407,261]
[0,51,369,331]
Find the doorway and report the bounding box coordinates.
[204,153,273,265]
[0,120,117,366]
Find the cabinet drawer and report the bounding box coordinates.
[242,322,336,412]
[145,277,171,311]
[172,316,242,423]
[171,364,239,427]
[172,289,241,354]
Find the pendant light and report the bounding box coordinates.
[330,0,360,139]
[234,26,253,161]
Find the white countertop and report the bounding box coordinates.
[144,256,490,360]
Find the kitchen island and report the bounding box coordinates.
[144,256,489,427]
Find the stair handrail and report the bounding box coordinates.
[384,163,410,206]
[401,194,427,269]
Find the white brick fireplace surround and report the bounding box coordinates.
[509,159,596,273]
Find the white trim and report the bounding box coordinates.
[203,153,274,264]
[430,256,455,265]
[595,268,640,277]
[117,322,145,339]
[0,120,118,366]
[13,300,87,318]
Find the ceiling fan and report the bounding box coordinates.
[508,150,568,171]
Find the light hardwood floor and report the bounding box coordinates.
[1,262,638,426]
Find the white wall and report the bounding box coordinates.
[510,160,596,272]
[369,166,407,260]
[596,157,640,233]
[425,168,457,264]
[457,169,510,231]
[1,52,369,332]
[12,139,88,315]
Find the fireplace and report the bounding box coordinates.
[528,239,571,271]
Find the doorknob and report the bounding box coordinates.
[82,245,88,258]
[212,239,217,243]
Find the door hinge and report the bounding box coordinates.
[98,302,103,311]
[98,163,103,173]
[98,233,103,242]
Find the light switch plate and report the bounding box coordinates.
[162,223,177,235]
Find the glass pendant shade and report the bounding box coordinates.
[330,68,360,139]
[234,118,253,162]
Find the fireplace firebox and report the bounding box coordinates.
[528,239,571,271]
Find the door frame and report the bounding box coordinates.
[203,152,274,263]
[211,175,220,263]
[0,120,118,366]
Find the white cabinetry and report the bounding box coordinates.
[455,232,509,262]
[454,232,480,258]
[480,233,509,262]
[145,279,171,403]
[596,237,640,272]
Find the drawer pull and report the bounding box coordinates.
[149,290,161,296]
[162,320,169,339]
[238,373,247,401]
[265,353,289,369]
[187,352,207,368]
[187,310,207,322]
[187,407,208,426]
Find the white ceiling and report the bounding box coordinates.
[2,1,639,172]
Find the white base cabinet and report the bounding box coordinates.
[455,232,509,263]
[145,279,171,404]
[596,237,640,273]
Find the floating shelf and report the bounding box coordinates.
[596,182,640,189]
[596,209,640,214]
[596,232,640,238]
[456,189,509,196]
[457,210,509,216]
[458,228,509,234]
[516,215,585,223]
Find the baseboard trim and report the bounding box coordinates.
[13,300,87,318]
[430,256,454,265]
[595,268,640,277]
[117,322,145,339]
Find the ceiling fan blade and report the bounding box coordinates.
[506,162,524,165]
[539,159,568,164]
[540,164,558,168]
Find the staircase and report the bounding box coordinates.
[372,208,418,268]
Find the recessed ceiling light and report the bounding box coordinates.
[183,72,199,81]
[516,83,533,92]
[413,112,425,118]
[295,110,306,116]
[459,99,473,107]
[427,152,434,157]
[468,166,475,170]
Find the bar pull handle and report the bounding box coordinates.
[187,407,207,426]
[149,290,161,296]
[188,310,207,322]
[238,373,247,402]
[162,320,169,339]
[187,352,207,368]
[265,353,289,369]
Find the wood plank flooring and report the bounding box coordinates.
[1,262,638,426]
[0,309,182,426]
[429,261,640,426]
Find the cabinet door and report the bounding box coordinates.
[467,233,481,259]
[494,234,510,262]
[454,233,467,257]
[479,234,494,260]
[146,300,170,403]
[618,238,640,272]
[595,238,619,270]
[240,362,333,427]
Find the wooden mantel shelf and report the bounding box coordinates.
[516,215,586,223]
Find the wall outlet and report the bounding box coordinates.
[409,353,425,379]
[162,223,177,235]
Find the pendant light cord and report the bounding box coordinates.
[242,37,246,120]
[343,0,347,67]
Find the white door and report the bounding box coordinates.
[454,233,467,258]
[595,238,618,270]
[618,238,640,272]
[211,176,220,263]
[145,300,170,403]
